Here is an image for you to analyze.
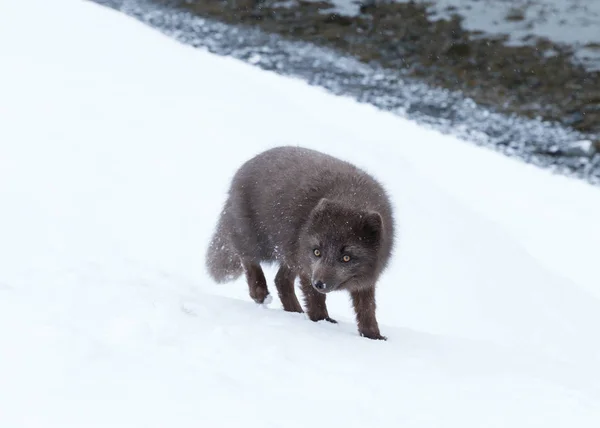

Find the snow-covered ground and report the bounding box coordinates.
[306,0,600,69]
[2,0,600,426]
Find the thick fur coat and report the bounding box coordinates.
[206,146,395,340]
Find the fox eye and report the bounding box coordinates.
[313,249,321,257]
[342,255,351,262]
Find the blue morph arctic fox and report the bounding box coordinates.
[206,146,395,340]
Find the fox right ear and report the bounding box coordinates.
[361,211,382,240]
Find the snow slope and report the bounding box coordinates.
[2,0,600,426]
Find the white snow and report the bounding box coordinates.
[2,0,600,427]
[299,0,363,16]
[297,0,362,16]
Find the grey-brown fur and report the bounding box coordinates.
[205,146,395,340]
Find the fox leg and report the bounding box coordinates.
[242,261,270,304]
[299,274,337,323]
[274,265,303,313]
[350,287,386,340]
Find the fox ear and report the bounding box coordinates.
[362,211,382,239]
[314,198,331,211]
[311,198,332,218]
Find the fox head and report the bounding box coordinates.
[298,198,383,293]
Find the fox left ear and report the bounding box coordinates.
[362,211,382,239]
[314,198,332,212]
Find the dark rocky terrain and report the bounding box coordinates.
[182,0,600,138]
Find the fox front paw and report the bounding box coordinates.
[359,330,387,341]
[308,313,338,324]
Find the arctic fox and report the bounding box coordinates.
[206,146,395,340]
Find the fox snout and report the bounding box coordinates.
[311,269,339,292]
[312,279,331,293]
[311,254,352,292]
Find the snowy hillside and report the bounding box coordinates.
[2,0,600,426]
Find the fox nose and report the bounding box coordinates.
[313,280,326,291]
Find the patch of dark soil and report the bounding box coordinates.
[176,0,599,136]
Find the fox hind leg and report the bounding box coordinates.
[243,261,271,304]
